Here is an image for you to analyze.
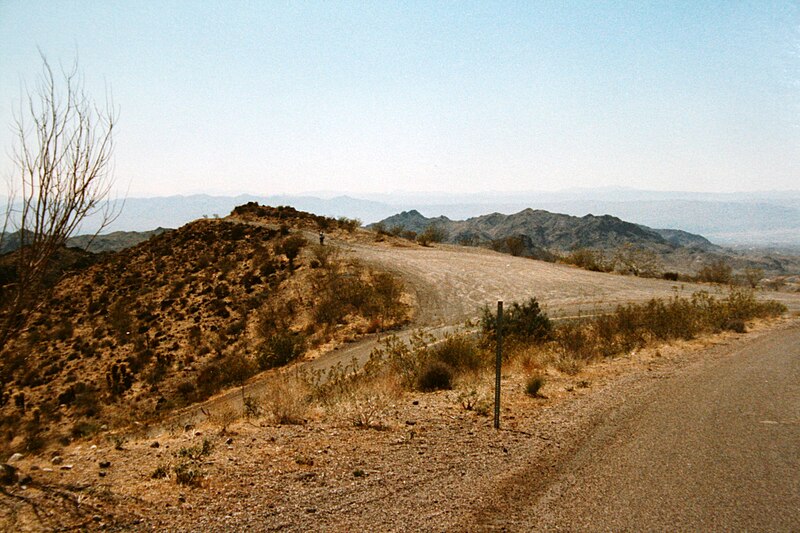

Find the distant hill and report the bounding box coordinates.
[370,208,800,277]
[1,228,171,255]
[66,228,172,253]
[373,208,718,253]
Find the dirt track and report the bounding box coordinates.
[345,241,733,324]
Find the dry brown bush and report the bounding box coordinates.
[263,377,309,425]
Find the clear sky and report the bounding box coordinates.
[1,1,799,197]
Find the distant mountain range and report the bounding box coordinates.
[369,208,800,276]
[2,188,800,248]
[1,228,171,255]
[373,208,716,252]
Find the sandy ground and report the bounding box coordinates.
[345,240,800,321]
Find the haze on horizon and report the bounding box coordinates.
[1,1,799,199]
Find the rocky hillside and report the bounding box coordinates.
[371,208,800,277]
[374,208,717,252]
[0,204,409,455]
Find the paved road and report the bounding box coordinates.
[473,324,800,531]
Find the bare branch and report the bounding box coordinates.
[0,53,120,350]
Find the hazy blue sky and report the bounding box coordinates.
[1,1,799,197]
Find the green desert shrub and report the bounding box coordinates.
[481,297,552,346]
[428,335,485,373]
[257,332,306,370]
[696,259,733,284]
[561,248,612,272]
[416,360,453,391]
[416,225,447,246]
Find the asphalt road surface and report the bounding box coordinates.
[473,323,800,531]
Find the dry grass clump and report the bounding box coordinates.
[529,288,786,373]
[524,374,546,397]
[261,376,310,425]
[340,374,402,429]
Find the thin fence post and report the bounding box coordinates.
[494,300,503,430]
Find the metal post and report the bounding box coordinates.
[494,300,503,430]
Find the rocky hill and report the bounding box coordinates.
[0,204,409,455]
[371,208,800,277]
[374,208,717,252]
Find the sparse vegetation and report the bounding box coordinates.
[416,225,447,246]
[697,258,733,284]
[354,289,785,400]
[561,248,612,272]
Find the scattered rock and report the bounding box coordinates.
[225,438,234,445]
[296,472,316,482]
[99,461,111,469]
[0,464,18,485]
[306,507,317,513]
[60,465,73,470]
[7,453,24,463]
[19,475,32,485]
[51,456,63,465]
[150,441,160,448]
[405,420,417,426]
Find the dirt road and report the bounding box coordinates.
[467,322,800,531]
